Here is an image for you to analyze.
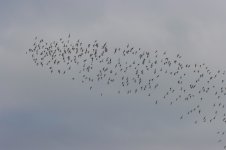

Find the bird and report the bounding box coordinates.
[26,34,226,149]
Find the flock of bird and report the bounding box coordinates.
[27,34,226,149]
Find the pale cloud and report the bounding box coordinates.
[1,0,226,150]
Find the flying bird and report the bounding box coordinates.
[26,34,226,149]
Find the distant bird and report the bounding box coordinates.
[27,34,226,149]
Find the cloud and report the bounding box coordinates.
[1,0,226,150]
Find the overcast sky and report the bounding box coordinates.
[1,0,226,150]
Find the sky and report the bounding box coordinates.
[1,0,226,150]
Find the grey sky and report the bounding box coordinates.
[1,0,226,150]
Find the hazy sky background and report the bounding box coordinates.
[1,0,226,150]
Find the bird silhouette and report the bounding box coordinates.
[26,35,226,149]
